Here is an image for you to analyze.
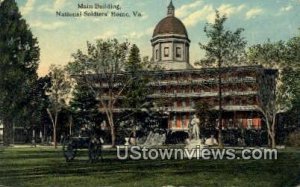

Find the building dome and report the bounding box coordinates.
[153,16,188,37]
[150,0,191,70]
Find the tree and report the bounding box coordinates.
[195,102,211,123]
[122,44,151,143]
[247,34,300,148]
[69,83,103,134]
[282,34,300,108]
[21,76,51,144]
[198,11,247,146]
[46,65,71,148]
[0,0,40,145]
[67,39,129,147]
[197,11,246,68]
[35,76,52,141]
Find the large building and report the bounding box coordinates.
[148,67,277,132]
[87,1,278,145]
[146,1,277,133]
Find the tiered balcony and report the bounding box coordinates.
[147,76,256,87]
[147,91,258,98]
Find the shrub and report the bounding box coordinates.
[286,130,300,147]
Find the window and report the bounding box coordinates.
[228,119,234,128]
[237,119,243,128]
[176,47,182,58]
[247,119,253,129]
[173,115,176,128]
[156,49,159,59]
[191,101,195,107]
[164,47,169,57]
[182,115,186,128]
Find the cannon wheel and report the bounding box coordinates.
[88,138,102,162]
[63,137,77,162]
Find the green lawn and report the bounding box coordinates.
[0,146,300,187]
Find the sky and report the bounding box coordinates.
[13,0,300,76]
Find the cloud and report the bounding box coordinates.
[182,5,214,27]
[53,0,67,9]
[218,4,245,17]
[20,0,36,15]
[280,5,293,12]
[182,3,245,27]
[30,21,66,30]
[177,1,204,18]
[122,27,153,39]
[95,27,152,41]
[140,12,149,20]
[38,0,67,13]
[95,31,117,39]
[245,8,263,19]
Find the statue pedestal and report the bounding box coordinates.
[184,139,207,158]
[124,137,130,146]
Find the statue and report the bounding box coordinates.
[185,114,206,158]
[190,114,200,140]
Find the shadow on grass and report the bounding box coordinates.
[0,147,300,186]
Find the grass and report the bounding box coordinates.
[0,146,300,187]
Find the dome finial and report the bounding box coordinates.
[167,0,175,16]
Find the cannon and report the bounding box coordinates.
[62,133,103,162]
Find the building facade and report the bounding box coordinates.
[89,1,278,145]
[147,1,277,133]
[147,66,277,133]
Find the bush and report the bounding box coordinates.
[286,130,300,147]
[165,131,189,144]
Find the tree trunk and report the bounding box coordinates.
[132,128,137,146]
[270,119,276,148]
[266,117,276,149]
[53,111,58,148]
[32,128,36,147]
[53,126,57,148]
[270,133,276,149]
[47,108,58,148]
[3,118,13,146]
[69,115,72,136]
[111,124,116,147]
[218,60,223,148]
[132,119,137,146]
[105,114,116,147]
[106,107,116,147]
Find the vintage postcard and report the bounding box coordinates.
[0,0,300,186]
